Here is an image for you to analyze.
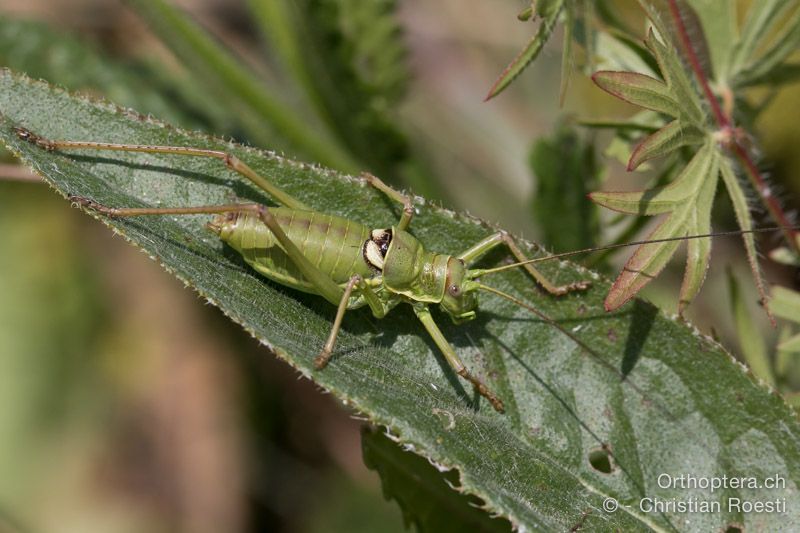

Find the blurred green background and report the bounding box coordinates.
[0,0,799,531]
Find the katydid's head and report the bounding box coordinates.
[441,257,480,323]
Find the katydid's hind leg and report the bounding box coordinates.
[71,195,346,305]
[15,127,310,211]
[459,231,589,296]
[69,195,265,218]
[361,172,414,231]
[413,305,504,413]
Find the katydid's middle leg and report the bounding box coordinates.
[316,275,361,369]
[315,277,389,369]
[361,172,414,231]
[458,231,590,295]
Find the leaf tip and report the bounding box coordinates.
[484,75,506,101]
[603,285,631,312]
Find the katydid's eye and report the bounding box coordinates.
[449,284,461,297]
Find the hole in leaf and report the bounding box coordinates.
[588,447,613,473]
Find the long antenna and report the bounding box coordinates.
[469,225,800,278]
[475,282,669,412]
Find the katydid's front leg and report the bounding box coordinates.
[413,305,505,413]
[14,127,310,210]
[459,231,590,295]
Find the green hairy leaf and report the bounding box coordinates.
[3,70,800,531]
[593,31,658,76]
[361,427,510,532]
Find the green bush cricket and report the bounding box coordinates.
[14,126,600,413]
[13,127,798,413]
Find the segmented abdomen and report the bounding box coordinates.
[214,207,374,293]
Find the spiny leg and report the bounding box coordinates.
[315,275,361,369]
[413,305,504,413]
[315,277,390,368]
[14,127,310,210]
[361,172,414,231]
[70,196,345,306]
[459,231,590,295]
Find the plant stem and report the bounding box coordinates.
[665,0,800,253]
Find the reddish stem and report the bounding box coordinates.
[666,0,800,252]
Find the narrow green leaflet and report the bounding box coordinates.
[641,0,714,83]
[772,287,800,354]
[485,0,565,100]
[641,29,706,127]
[686,0,737,82]
[592,140,719,311]
[720,159,771,321]
[627,120,704,171]
[727,272,774,386]
[592,29,708,173]
[3,70,800,531]
[733,5,800,89]
[678,153,717,312]
[728,0,796,80]
[593,31,658,76]
[591,72,678,117]
[589,20,731,311]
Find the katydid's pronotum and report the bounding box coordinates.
[12,127,797,413]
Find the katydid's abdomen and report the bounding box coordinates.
[209,207,375,293]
